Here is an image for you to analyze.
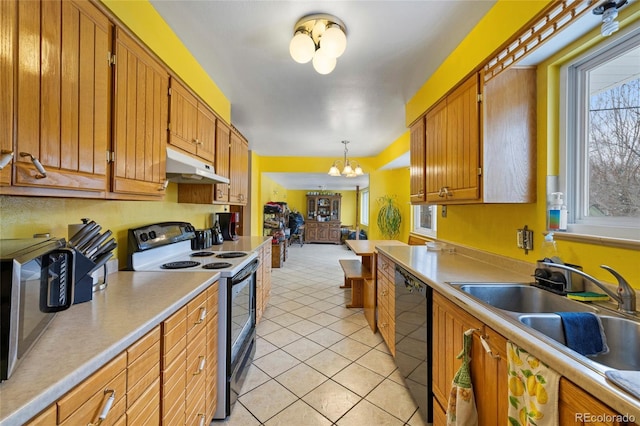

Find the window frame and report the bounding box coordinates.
[559,22,640,240]
[412,204,437,238]
[360,189,369,226]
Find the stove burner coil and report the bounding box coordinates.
[216,252,247,259]
[161,261,200,269]
[191,251,215,257]
[202,262,233,270]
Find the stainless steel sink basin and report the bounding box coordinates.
[518,314,640,371]
[451,283,598,313]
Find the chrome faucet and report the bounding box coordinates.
[542,263,637,315]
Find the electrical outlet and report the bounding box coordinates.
[517,225,533,254]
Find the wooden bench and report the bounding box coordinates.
[339,259,372,308]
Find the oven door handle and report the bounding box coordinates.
[230,259,260,285]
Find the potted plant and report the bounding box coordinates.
[377,195,402,239]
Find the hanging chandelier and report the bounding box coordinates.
[328,141,363,178]
[289,13,347,75]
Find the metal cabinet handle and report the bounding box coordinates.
[438,186,452,198]
[480,335,501,359]
[87,389,116,426]
[193,356,206,375]
[159,180,169,191]
[0,150,13,169]
[195,307,207,324]
[19,152,47,178]
[198,414,206,426]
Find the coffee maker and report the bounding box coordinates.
[216,212,239,241]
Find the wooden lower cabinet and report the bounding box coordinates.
[304,221,341,244]
[256,242,272,323]
[432,291,635,426]
[376,253,395,355]
[57,352,127,426]
[126,327,161,425]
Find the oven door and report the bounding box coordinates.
[229,259,258,363]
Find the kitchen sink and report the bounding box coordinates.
[451,283,598,313]
[518,314,640,371]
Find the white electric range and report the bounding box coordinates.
[127,222,258,421]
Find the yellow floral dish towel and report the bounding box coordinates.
[507,341,560,426]
[447,329,478,426]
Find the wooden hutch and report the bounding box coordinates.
[305,193,342,244]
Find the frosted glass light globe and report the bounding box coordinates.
[320,24,346,58]
[312,48,336,74]
[289,32,315,64]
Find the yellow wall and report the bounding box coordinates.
[407,1,640,285]
[0,188,226,268]
[100,0,230,121]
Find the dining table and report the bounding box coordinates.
[345,239,407,271]
[344,239,408,331]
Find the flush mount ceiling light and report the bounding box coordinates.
[289,13,347,75]
[593,0,628,37]
[328,141,363,178]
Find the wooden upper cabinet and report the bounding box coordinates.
[409,116,426,203]
[229,131,248,204]
[426,74,481,203]
[482,67,536,203]
[168,79,216,163]
[14,0,111,193]
[0,0,14,187]
[214,120,230,202]
[112,28,169,198]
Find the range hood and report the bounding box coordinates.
[165,147,230,184]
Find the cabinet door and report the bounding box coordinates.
[443,74,480,202]
[0,0,15,186]
[426,74,480,203]
[195,105,215,163]
[214,120,230,202]
[168,79,198,156]
[331,197,341,221]
[410,116,426,203]
[15,0,110,192]
[425,100,447,203]
[113,28,168,197]
[229,132,248,204]
[559,378,628,426]
[431,291,483,411]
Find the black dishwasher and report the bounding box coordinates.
[394,265,432,423]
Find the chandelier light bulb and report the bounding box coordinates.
[320,24,347,58]
[312,48,336,74]
[328,164,341,176]
[354,165,363,176]
[289,31,315,64]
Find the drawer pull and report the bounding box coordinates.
[195,307,207,324]
[480,335,501,359]
[88,389,115,426]
[194,356,206,375]
[198,414,206,426]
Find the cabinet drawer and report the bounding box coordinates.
[186,374,207,425]
[57,352,126,424]
[24,404,56,426]
[187,290,209,341]
[207,281,219,318]
[127,376,160,426]
[163,306,187,357]
[128,326,160,362]
[127,338,160,407]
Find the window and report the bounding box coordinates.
[360,190,369,226]
[560,24,640,240]
[412,204,437,238]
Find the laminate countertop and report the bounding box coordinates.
[0,270,220,426]
[377,244,640,419]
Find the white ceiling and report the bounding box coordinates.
[149,0,626,191]
[149,0,496,189]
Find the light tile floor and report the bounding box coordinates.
[221,243,427,426]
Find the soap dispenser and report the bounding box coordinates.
[548,192,567,231]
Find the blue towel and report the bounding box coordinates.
[556,312,609,356]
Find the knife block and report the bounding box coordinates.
[73,251,96,304]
